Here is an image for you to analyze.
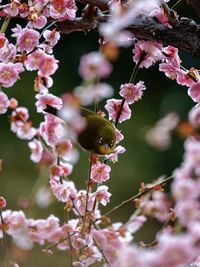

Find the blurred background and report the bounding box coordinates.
[0,1,200,266]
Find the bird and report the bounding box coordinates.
[44,105,116,156]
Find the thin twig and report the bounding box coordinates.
[95,175,173,222]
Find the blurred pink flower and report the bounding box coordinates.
[28,139,43,163]
[79,52,112,80]
[0,92,9,114]
[188,82,200,102]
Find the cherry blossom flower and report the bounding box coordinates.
[189,104,200,128]
[105,145,126,163]
[0,62,24,88]
[39,114,65,147]
[49,0,77,21]
[43,29,60,47]
[79,52,112,80]
[0,92,9,114]
[34,76,53,94]
[92,185,111,206]
[16,122,36,140]
[4,1,20,16]
[0,42,16,63]
[74,83,113,105]
[188,82,200,102]
[25,49,45,71]
[119,81,146,104]
[28,139,43,163]
[15,28,40,53]
[105,98,131,123]
[35,93,63,113]
[38,53,59,77]
[0,196,7,208]
[133,40,163,68]
[91,162,111,183]
[28,14,47,29]
[50,178,77,202]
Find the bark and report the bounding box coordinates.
[58,14,200,58]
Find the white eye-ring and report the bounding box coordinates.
[99,137,103,144]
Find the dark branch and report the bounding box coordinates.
[57,14,200,59]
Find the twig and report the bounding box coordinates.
[93,237,110,266]
[95,175,173,222]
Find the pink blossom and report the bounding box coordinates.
[38,53,59,77]
[55,139,72,159]
[0,62,24,88]
[189,104,200,128]
[91,162,111,183]
[35,93,63,113]
[49,0,77,21]
[133,40,163,68]
[126,215,147,234]
[10,107,29,133]
[0,196,7,208]
[34,76,53,94]
[39,114,65,147]
[149,233,197,267]
[43,29,60,47]
[115,127,124,144]
[0,92,9,114]
[74,83,113,105]
[50,179,77,202]
[16,122,36,140]
[119,81,146,104]
[4,1,19,16]
[6,211,28,237]
[28,14,47,29]
[73,190,94,216]
[79,52,112,80]
[188,82,200,102]
[28,139,43,163]
[25,49,45,71]
[105,145,126,163]
[92,185,111,206]
[35,186,52,208]
[176,70,196,87]
[15,28,40,53]
[175,200,200,226]
[0,42,16,63]
[105,98,131,123]
[0,33,7,48]
[150,7,170,26]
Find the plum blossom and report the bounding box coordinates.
[133,40,163,68]
[49,0,77,21]
[14,27,40,53]
[28,14,47,29]
[105,145,126,163]
[74,83,113,105]
[0,196,7,208]
[50,178,77,202]
[38,53,59,77]
[34,76,53,94]
[92,185,111,206]
[35,93,63,113]
[0,62,24,88]
[28,139,43,163]
[105,98,131,123]
[189,104,200,128]
[39,114,65,147]
[188,82,200,102]
[79,52,112,80]
[0,42,16,63]
[91,162,111,183]
[43,29,60,47]
[119,81,146,104]
[0,92,9,114]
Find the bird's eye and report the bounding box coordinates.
[99,137,103,144]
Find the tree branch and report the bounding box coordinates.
[58,14,200,59]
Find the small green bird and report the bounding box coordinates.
[78,107,116,155]
[45,105,116,156]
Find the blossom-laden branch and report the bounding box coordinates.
[58,13,200,59]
